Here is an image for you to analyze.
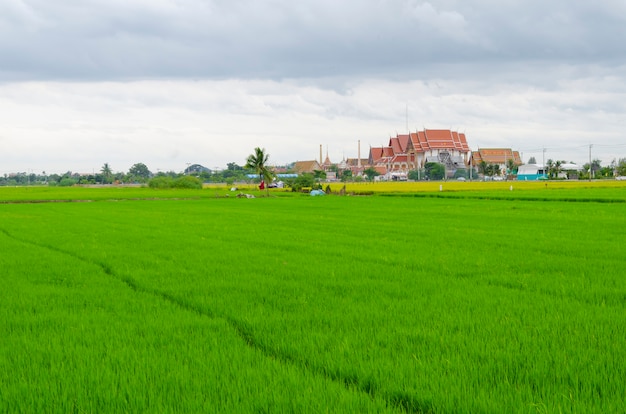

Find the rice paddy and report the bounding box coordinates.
[1,182,625,413]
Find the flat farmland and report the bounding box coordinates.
[1,185,625,413]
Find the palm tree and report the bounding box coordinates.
[478,161,488,177]
[245,147,273,195]
[546,159,555,179]
[506,158,517,176]
[554,160,562,179]
[101,163,113,184]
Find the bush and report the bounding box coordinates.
[148,176,174,189]
[148,175,203,189]
[291,174,315,192]
[173,176,203,189]
[59,178,77,187]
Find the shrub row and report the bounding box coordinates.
[148,175,203,189]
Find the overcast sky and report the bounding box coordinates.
[2,0,626,174]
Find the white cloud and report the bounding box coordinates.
[2,70,625,175]
[1,1,625,173]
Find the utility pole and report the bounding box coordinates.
[542,148,546,179]
[589,144,593,182]
[406,103,409,133]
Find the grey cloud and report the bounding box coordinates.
[2,1,625,82]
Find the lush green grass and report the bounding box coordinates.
[0,185,218,202]
[2,180,625,203]
[1,189,625,413]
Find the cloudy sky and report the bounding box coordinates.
[1,0,625,174]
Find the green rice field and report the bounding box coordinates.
[1,184,625,413]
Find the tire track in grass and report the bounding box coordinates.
[484,278,626,308]
[1,227,435,414]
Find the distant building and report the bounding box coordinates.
[470,148,522,174]
[517,162,582,180]
[516,164,548,180]
[293,160,322,174]
[470,148,522,173]
[369,129,471,179]
[185,164,211,174]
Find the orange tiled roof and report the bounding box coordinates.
[406,129,470,153]
[374,166,388,175]
[421,129,470,151]
[294,160,322,173]
[398,134,410,152]
[369,147,384,162]
[472,148,522,165]
[389,137,403,154]
[391,154,408,163]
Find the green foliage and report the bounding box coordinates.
[408,169,421,180]
[101,163,113,184]
[478,161,488,175]
[424,162,445,180]
[128,163,152,181]
[291,173,315,192]
[617,158,626,176]
[453,168,467,179]
[58,178,77,187]
[363,167,379,181]
[313,169,327,181]
[598,166,614,178]
[505,158,517,174]
[148,176,202,189]
[488,163,501,176]
[148,176,174,189]
[227,162,243,171]
[245,147,273,185]
[173,175,203,189]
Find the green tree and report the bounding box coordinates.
[408,169,420,181]
[227,162,243,171]
[506,158,517,175]
[486,164,500,177]
[478,161,488,176]
[313,169,327,181]
[616,158,626,176]
[554,160,563,179]
[591,159,602,178]
[128,163,152,182]
[363,167,380,182]
[453,168,467,179]
[245,147,273,194]
[546,159,555,179]
[599,166,613,178]
[290,173,315,192]
[425,162,445,180]
[101,163,113,184]
[528,156,537,164]
[340,169,353,182]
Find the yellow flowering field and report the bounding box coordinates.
[335,179,626,194]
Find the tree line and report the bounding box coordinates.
[3,156,626,187]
